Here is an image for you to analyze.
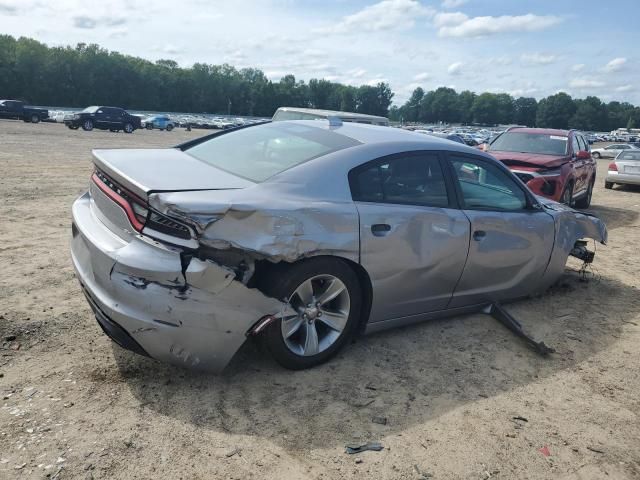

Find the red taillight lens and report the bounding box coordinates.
[608,162,618,171]
[91,172,147,232]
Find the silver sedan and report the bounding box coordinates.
[70,120,607,372]
[591,143,639,159]
[605,149,640,188]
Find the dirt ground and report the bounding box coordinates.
[0,120,638,480]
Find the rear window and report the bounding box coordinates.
[489,132,568,156]
[185,122,360,182]
[619,151,640,160]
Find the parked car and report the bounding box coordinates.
[486,128,596,207]
[142,115,175,131]
[605,150,640,189]
[591,143,639,159]
[64,106,141,133]
[417,131,466,144]
[70,120,606,372]
[0,99,48,123]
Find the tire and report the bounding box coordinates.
[166,124,174,132]
[592,152,601,159]
[31,114,40,123]
[604,181,614,189]
[261,257,362,370]
[82,119,94,131]
[123,122,134,134]
[68,125,79,130]
[560,182,573,206]
[109,129,118,132]
[146,124,153,130]
[574,178,594,208]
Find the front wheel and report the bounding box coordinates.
[574,179,594,208]
[82,119,94,131]
[68,125,79,130]
[166,124,174,132]
[262,258,362,370]
[592,152,601,159]
[123,122,134,133]
[31,114,40,123]
[560,182,573,206]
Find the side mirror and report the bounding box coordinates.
[576,150,590,160]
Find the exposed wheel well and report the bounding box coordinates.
[251,254,373,336]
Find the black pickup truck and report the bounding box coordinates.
[0,99,49,123]
[64,106,141,133]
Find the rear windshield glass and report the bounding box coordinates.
[185,122,360,182]
[619,151,640,160]
[489,132,568,156]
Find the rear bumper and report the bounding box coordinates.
[606,171,640,186]
[71,191,289,372]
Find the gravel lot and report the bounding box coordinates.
[1,120,639,479]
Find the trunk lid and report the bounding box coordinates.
[92,148,254,199]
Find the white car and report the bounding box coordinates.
[591,143,639,159]
[605,149,640,189]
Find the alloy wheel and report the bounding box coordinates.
[280,274,351,357]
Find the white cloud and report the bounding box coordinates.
[447,62,463,75]
[315,0,435,34]
[508,87,539,97]
[521,53,558,65]
[604,57,626,72]
[347,68,367,79]
[438,13,562,37]
[433,12,468,27]
[441,0,468,8]
[571,64,585,72]
[491,56,512,66]
[413,72,431,81]
[616,85,633,92]
[569,79,606,89]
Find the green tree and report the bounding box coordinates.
[514,97,537,126]
[471,93,499,124]
[536,92,576,129]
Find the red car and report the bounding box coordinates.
[486,128,596,207]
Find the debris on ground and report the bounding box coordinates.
[225,448,241,458]
[345,442,384,454]
[539,445,551,457]
[371,416,387,425]
[587,446,605,454]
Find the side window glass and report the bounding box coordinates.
[350,154,449,208]
[450,155,527,211]
[571,136,580,154]
[577,136,586,152]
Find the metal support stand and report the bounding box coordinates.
[483,303,555,356]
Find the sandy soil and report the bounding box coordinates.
[0,121,639,480]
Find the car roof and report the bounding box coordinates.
[286,120,474,148]
[508,127,571,136]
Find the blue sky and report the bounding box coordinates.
[1,0,638,105]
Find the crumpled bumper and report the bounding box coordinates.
[70,192,289,372]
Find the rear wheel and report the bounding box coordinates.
[82,119,94,131]
[560,182,573,206]
[262,258,361,370]
[123,122,134,134]
[604,181,614,189]
[574,178,594,208]
[592,152,601,159]
[30,114,40,123]
[146,123,153,130]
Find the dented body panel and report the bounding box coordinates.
[71,121,608,372]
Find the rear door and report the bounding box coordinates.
[351,151,470,322]
[571,134,587,194]
[446,153,555,308]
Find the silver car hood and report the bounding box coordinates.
[92,148,254,198]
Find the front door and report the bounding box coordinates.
[446,153,556,308]
[351,151,470,322]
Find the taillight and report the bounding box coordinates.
[608,162,618,171]
[91,172,147,232]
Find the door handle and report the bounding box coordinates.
[371,223,391,236]
[473,230,486,241]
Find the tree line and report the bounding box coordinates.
[391,86,640,131]
[1,34,638,129]
[0,35,393,117]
